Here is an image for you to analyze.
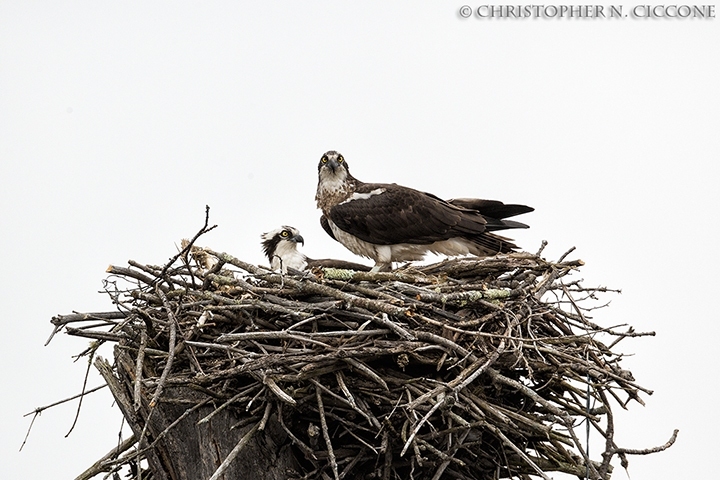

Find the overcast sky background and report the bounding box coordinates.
[2,2,718,478]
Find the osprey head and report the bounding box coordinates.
[318,150,350,180]
[260,225,305,258]
[317,151,355,205]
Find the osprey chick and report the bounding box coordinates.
[261,226,307,273]
[315,151,534,272]
[261,226,371,273]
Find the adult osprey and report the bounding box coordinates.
[315,151,534,271]
[261,226,371,273]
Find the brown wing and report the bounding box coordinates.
[326,184,489,246]
[320,215,337,242]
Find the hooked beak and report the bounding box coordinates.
[291,234,305,246]
[326,158,340,173]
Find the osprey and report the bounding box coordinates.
[261,226,371,273]
[315,151,534,271]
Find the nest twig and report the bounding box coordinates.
[45,219,676,480]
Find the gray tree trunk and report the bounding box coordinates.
[96,349,301,480]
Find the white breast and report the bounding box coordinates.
[271,242,308,273]
[316,167,349,200]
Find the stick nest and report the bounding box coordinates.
[50,228,675,480]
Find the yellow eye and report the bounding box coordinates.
[281,230,289,237]
[321,156,328,163]
[337,155,344,163]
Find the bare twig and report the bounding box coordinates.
[207,422,260,480]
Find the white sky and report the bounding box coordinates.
[2,2,718,478]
